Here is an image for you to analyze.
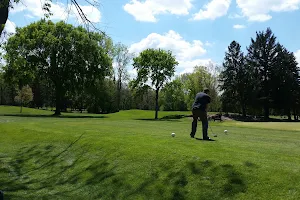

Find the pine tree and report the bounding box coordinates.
[247,28,278,119]
[220,41,252,117]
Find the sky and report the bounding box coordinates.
[3,0,300,76]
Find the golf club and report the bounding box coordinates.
[209,122,217,137]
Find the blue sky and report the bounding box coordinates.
[4,0,300,75]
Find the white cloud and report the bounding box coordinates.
[129,30,215,75]
[4,20,16,34]
[236,0,300,22]
[295,50,300,67]
[10,0,101,23]
[233,24,246,29]
[123,0,193,22]
[24,14,34,19]
[205,41,214,47]
[228,13,243,19]
[0,19,16,45]
[129,30,206,60]
[177,59,217,75]
[192,0,231,20]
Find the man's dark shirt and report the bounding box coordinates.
[192,92,211,111]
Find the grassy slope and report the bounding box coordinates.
[0,106,300,200]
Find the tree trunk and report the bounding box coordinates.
[20,102,23,113]
[287,108,292,121]
[117,78,121,111]
[0,84,3,105]
[0,0,9,36]
[263,101,269,120]
[241,103,246,118]
[54,86,61,115]
[80,95,83,113]
[155,89,159,119]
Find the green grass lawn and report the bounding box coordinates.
[1,106,300,200]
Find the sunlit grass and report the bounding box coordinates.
[0,106,300,199]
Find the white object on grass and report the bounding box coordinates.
[224,130,228,134]
[171,133,175,137]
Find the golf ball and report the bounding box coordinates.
[224,130,228,133]
[171,133,175,137]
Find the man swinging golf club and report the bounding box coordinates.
[190,88,211,140]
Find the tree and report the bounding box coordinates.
[181,66,220,112]
[220,41,253,117]
[132,48,178,119]
[160,78,187,111]
[271,44,299,120]
[129,82,156,110]
[113,43,133,111]
[0,0,10,36]
[3,20,112,115]
[0,70,5,104]
[86,77,118,114]
[14,84,33,113]
[247,28,278,119]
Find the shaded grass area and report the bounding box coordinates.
[0,144,249,200]
[1,106,300,199]
[225,113,300,122]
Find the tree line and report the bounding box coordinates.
[1,20,298,120]
[0,20,220,119]
[220,28,300,120]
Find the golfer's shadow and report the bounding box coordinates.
[195,137,216,141]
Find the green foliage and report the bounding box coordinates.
[247,28,278,119]
[270,44,300,119]
[180,66,221,112]
[14,84,33,113]
[86,78,118,114]
[3,20,113,115]
[220,41,253,116]
[113,42,133,110]
[219,28,300,120]
[133,48,178,89]
[129,82,156,110]
[132,48,178,119]
[160,78,187,111]
[14,85,33,103]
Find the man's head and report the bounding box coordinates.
[203,88,210,94]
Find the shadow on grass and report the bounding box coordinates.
[226,114,300,122]
[0,114,107,119]
[195,138,216,141]
[0,139,249,199]
[135,114,191,121]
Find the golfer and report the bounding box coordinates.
[190,88,211,140]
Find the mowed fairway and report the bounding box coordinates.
[1,106,300,200]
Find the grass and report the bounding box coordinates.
[0,106,300,199]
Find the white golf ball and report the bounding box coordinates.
[171,133,175,137]
[224,130,228,133]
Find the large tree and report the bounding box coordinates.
[271,44,299,120]
[113,42,133,111]
[132,48,178,119]
[3,20,112,115]
[220,41,253,117]
[247,28,278,119]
